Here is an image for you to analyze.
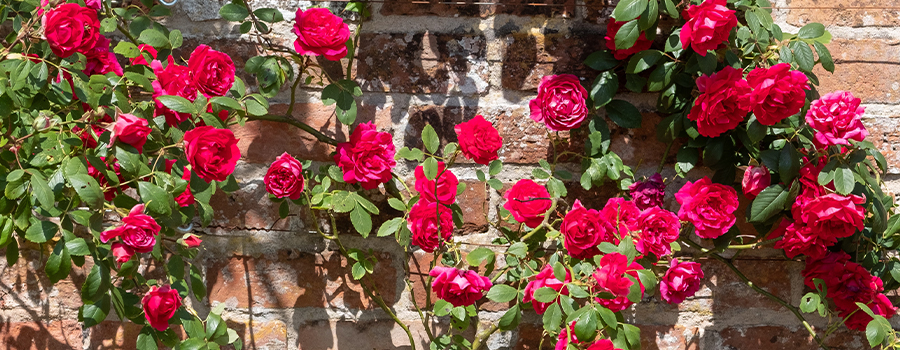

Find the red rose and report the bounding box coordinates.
[802,251,850,293]
[111,242,134,264]
[593,253,644,312]
[44,3,100,58]
[831,263,883,305]
[747,63,810,125]
[175,166,195,207]
[635,207,680,259]
[72,113,111,149]
[429,266,491,307]
[100,204,161,254]
[561,200,617,260]
[599,197,640,236]
[142,285,183,332]
[454,115,502,165]
[110,113,151,153]
[87,156,126,201]
[675,177,738,239]
[628,173,665,211]
[188,45,235,97]
[334,122,396,190]
[680,0,737,55]
[503,179,552,228]
[265,152,305,200]
[837,294,897,332]
[795,193,865,241]
[741,165,770,199]
[407,201,453,253]
[523,264,570,315]
[152,57,198,126]
[183,126,241,182]
[83,36,123,77]
[605,19,653,60]
[587,339,622,350]
[773,221,830,259]
[555,322,582,350]
[805,91,869,147]
[293,8,350,60]
[414,161,458,206]
[688,66,752,137]
[659,259,704,304]
[183,234,202,248]
[131,44,158,66]
[529,74,589,131]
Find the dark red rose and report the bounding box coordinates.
[183,126,241,182]
[264,152,305,200]
[142,285,182,332]
[44,3,100,58]
[187,45,235,97]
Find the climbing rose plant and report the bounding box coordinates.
[1,0,899,349]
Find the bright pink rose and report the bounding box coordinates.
[110,113,151,153]
[523,264,570,315]
[529,74,589,131]
[183,235,202,248]
[555,322,582,350]
[628,173,665,211]
[831,263,884,305]
[593,253,644,312]
[741,165,770,199]
[131,44,158,66]
[747,63,810,125]
[87,156,126,201]
[688,66,752,137]
[265,152,305,200]
[152,57,198,126]
[175,167,195,207]
[802,251,850,293]
[83,36,123,77]
[605,19,653,59]
[503,179,552,228]
[659,259,704,304]
[838,294,897,332]
[334,122,396,190]
[680,0,737,55]
[795,193,865,241]
[187,45,235,97]
[183,126,241,182]
[408,201,454,253]
[600,198,641,236]
[805,91,869,147]
[635,207,680,259]
[111,242,134,264]
[142,285,182,332]
[561,200,617,260]
[414,161,459,206]
[293,8,350,60]
[587,339,622,350]
[675,177,738,239]
[44,3,100,58]
[454,115,502,165]
[773,222,831,259]
[429,266,492,307]
[100,204,161,254]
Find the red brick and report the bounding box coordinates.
[225,320,288,349]
[89,321,144,350]
[0,321,83,350]
[379,0,573,17]
[379,0,484,16]
[458,181,489,233]
[514,323,555,350]
[785,0,900,27]
[707,259,798,312]
[206,250,397,310]
[208,180,295,231]
[863,117,900,173]
[718,326,818,350]
[638,325,699,350]
[814,39,900,104]
[608,112,673,166]
[500,32,604,91]
[0,248,88,311]
[294,319,442,350]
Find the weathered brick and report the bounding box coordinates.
[208,179,297,231]
[294,319,444,350]
[717,326,817,350]
[0,321,83,350]
[458,181,489,233]
[514,323,555,350]
[379,0,484,17]
[785,0,900,27]
[206,250,397,310]
[608,113,673,166]
[584,0,616,23]
[491,0,574,17]
[814,39,900,104]
[638,325,700,350]
[0,248,88,311]
[500,32,605,91]
[89,321,144,350]
[707,259,797,312]
[225,319,289,350]
[379,0,573,17]
[863,117,900,174]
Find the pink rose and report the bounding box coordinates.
[264,152,305,200]
[605,19,653,59]
[142,285,183,332]
[587,339,622,350]
[773,221,830,259]
[429,266,492,307]
[555,322,582,350]
[454,115,502,165]
[183,235,202,248]
[131,44,158,66]
[111,242,134,264]
[675,177,738,239]
[805,91,869,147]
[175,167,195,207]
[334,122,396,190]
[599,197,640,236]
[529,74,589,131]
[414,161,459,206]
[293,8,350,60]
[659,259,704,304]
[741,165,770,199]
[688,66,752,137]
[635,207,680,259]
[831,263,883,305]
[593,253,644,312]
[680,0,737,55]
[561,200,617,260]
[152,57,198,126]
[83,36,123,77]
[183,126,241,182]
[87,156,126,201]
[110,113,151,153]
[44,3,100,58]
[747,63,810,125]
[523,264,570,315]
[407,201,453,253]
[795,193,865,241]
[188,45,235,97]
[100,204,161,254]
[837,294,897,332]
[628,173,665,211]
[503,179,552,228]
[72,114,112,149]
[802,251,850,293]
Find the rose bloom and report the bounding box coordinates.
[605,19,653,59]
[773,222,831,259]
[44,3,100,58]
[659,259,704,304]
[265,152,305,200]
[805,91,869,147]
[793,157,831,213]
[831,262,884,305]
[131,44,158,66]
[600,197,641,236]
[503,179,552,228]
[747,63,810,125]
[802,251,850,293]
[87,156,126,201]
[561,200,618,260]
[110,113,151,153]
[675,177,738,239]
[142,285,183,332]
[183,126,241,182]
[111,243,134,264]
[795,193,865,241]
[523,264,570,315]
[175,167,195,207]
[529,74,589,131]
[82,36,123,77]
[680,0,737,55]
[188,45,235,97]
[429,266,492,307]
[688,66,752,137]
[454,115,502,165]
[407,201,454,253]
[334,122,396,190]
[635,207,680,259]
[837,293,897,332]
[152,57,198,126]
[629,173,665,211]
[414,161,459,206]
[741,165,770,199]
[100,204,161,254]
[183,234,202,248]
[293,8,350,60]
[555,322,582,350]
[593,253,644,312]
[587,339,622,350]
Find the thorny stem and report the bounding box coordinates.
[471,323,500,350]
[658,140,675,174]
[247,114,339,146]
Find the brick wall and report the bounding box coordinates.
[5,1,900,349]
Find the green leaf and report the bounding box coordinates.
[80,296,110,328]
[350,204,372,237]
[25,218,58,243]
[834,165,855,195]
[697,51,717,75]
[253,8,284,22]
[388,198,406,212]
[466,247,495,266]
[138,29,170,48]
[156,95,196,114]
[613,0,648,22]
[396,147,425,162]
[489,160,503,176]
[423,157,438,180]
[533,287,559,303]
[486,284,518,303]
[626,50,663,74]
[332,191,356,213]
[190,265,206,302]
[508,242,527,258]
[638,0,658,30]
[433,299,453,316]
[614,20,641,50]
[29,173,53,210]
[791,41,815,72]
[799,293,820,313]
[605,100,642,128]
[573,310,598,341]
[778,143,800,184]
[138,181,174,216]
[567,284,590,298]
[584,51,619,71]
[546,178,567,198]
[749,184,788,223]
[377,217,404,237]
[661,0,678,18]
[219,3,250,21]
[136,327,158,350]
[421,124,440,154]
[210,96,242,110]
[866,319,886,347]
[100,17,117,33]
[590,71,618,108]
[68,174,103,209]
[498,304,521,330]
[169,29,183,49]
[206,312,227,340]
[542,303,562,332]
[45,239,71,283]
[597,307,617,328]
[82,264,110,301]
[813,42,834,73]
[798,23,826,39]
